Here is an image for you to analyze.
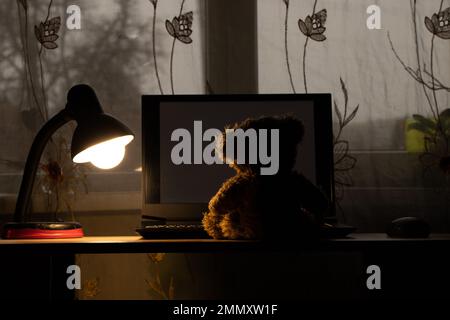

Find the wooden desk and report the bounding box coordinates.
[0,236,254,254]
[1,233,450,254]
[1,234,450,300]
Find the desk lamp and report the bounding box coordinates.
[1,84,134,239]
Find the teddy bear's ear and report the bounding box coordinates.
[280,116,304,144]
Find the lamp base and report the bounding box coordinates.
[1,222,84,239]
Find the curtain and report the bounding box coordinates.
[257,0,450,231]
[0,0,206,215]
[1,0,449,231]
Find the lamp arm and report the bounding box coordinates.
[14,109,74,222]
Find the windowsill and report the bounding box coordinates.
[0,191,141,215]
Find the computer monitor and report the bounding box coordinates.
[142,94,334,220]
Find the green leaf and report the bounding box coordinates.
[437,109,450,135]
[440,108,450,120]
[298,19,308,36]
[43,41,57,49]
[343,104,359,127]
[425,16,435,34]
[334,140,349,154]
[340,78,348,113]
[335,154,357,171]
[334,101,343,127]
[334,140,349,164]
[165,20,175,37]
[310,33,326,41]
[441,117,450,135]
[305,16,313,34]
[412,114,436,131]
[436,30,450,39]
[407,122,433,135]
[177,36,192,44]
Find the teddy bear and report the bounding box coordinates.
[202,115,330,240]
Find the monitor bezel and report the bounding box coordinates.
[142,94,335,220]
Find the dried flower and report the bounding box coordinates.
[425,7,450,40]
[37,137,88,216]
[298,9,327,42]
[34,17,61,49]
[166,12,193,44]
[41,160,63,184]
[148,253,166,263]
[81,278,100,299]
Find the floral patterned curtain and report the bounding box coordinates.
[258,0,450,231]
[1,0,449,232]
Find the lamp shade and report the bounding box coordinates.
[65,84,134,169]
[71,113,134,169]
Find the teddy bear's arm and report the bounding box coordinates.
[203,174,260,239]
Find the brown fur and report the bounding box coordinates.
[202,115,329,240]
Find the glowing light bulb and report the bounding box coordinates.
[73,135,133,169]
[90,144,126,169]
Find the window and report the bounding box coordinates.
[0,0,206,214]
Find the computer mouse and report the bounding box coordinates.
[387,217,431,238]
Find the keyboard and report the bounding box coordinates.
[320,223,356,238]
[136,224,210,239]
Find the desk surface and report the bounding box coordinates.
[1,233,450,254]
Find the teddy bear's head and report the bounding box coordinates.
[218,115,304,175]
